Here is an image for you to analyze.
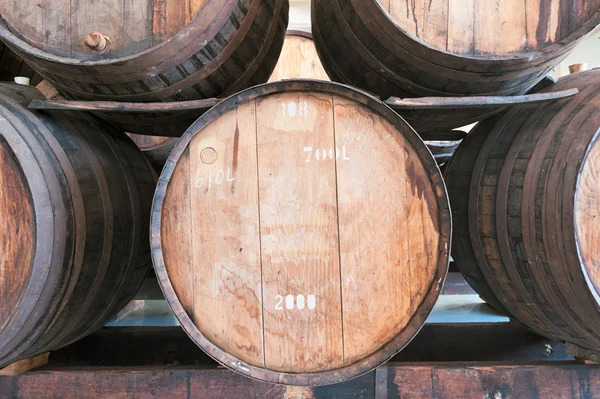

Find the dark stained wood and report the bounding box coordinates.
[0,83,155,368]
[0,42,41,84]
[0,0,289,136]
[312,0,600,132]
[3,362,600,398]
[425,140,461,165]
[445,69,600,350]
[151,80,451,386]
[126,133,177,171]
[384,89,579,109]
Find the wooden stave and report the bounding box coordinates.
[128,28,322,172]
[0,42,41,84]
[445,69,600,349]
[311,0,599,132]
[150,79,451,386]
[0,84,156,367]
[0,0,289,136]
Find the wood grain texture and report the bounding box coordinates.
[0,352,48,376]
[333,97,439,363]
[446,69,600,351]
[126,133,177,170]
[0,0,289,135]
[188,101,264,367]
[447,0,474,55]
[0,83,155,368]
[152,81,450,385]
[268,32,330,82]
[311,0,599,133]
[0,135,34,331]
[257,92,343,372]
[575,119,600,296]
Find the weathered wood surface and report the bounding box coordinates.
[0,42,41,84]
[384,89,579,109]
[445,69,600,350]
[0,0,289,135]
[0,353,49,376]
[268,30,329,82]
[3,363,600,398]
[425,141,461,165]
[0,323,585,397]
[0,83,155,368]
[312,0,599,132]
[151,80,450,385]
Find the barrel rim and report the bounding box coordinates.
[150,79,451,386]
[0,0,238,67]
[574,120,600,309]
[369,0,600,64]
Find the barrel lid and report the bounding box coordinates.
[373,0,600,59]
[0,0,227,64]
[151,80,451,385]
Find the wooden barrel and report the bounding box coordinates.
[0,0,289,136]
[151,80,450,385]
[445,68,600,349]
[0,42,41,84]
[129,29,327,172]
[0,84,156,367]
[268,30,329,82]
[311,0,600,133]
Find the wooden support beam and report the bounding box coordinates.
[0,353,49,376]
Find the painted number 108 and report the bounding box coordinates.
[282,101,308,117]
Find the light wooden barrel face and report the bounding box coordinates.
[0,137,34,330]
[268,32,329,82]
[156,85,448,383]
[576,131,600,296]
[1,0,208,58]
[377,0,600,55]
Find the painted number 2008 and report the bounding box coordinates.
[281,101,308,117]
[275,295,316,310]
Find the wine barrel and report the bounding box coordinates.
[311,0,600,133]
[129,29,327,172]
[151,80,450,385]
[0,0,289,136]
[445,68,600,349]
[0,84,155,367]
[0,42,41,84]
[268,30,329,82]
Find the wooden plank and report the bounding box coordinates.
[188,101,264,367]
[0,135,35,332]
[4,364,600,398]
[383,89,579,110]
[474,0,527,54]
[28,98,220,113]
[389,0,426,38]
[447,0,474,54]
[334,97,412,363]
[0,353,49,376]
[256,92,344,372]
[123,0,152,54]
[187,0,210,23]
[72,0,124,56]
[162,149,194,315]
[42,0,71,55]
[422,0,449,51]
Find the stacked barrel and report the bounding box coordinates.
[0,0,598,387]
